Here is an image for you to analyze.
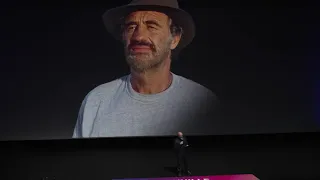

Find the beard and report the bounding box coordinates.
[124,37,173,73]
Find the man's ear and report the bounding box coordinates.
[170,33,182,50]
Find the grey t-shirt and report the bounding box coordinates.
[73,73,219,138]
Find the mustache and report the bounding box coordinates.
[128,40,155,51]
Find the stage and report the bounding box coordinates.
[2,133,320,180]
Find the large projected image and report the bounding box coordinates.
[72,1,219,138]
[2,1,319,140]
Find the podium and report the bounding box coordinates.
[113,174,259,180]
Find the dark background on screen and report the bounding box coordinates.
[1,2,319,140]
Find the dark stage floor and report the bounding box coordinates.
[2,133,320,180]
[4,148,319,180]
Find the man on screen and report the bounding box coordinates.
[73,0,219,138]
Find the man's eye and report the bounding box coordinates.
[148,26,157,29]
[126,25,136,31]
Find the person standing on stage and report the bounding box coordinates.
[174,132,191,176]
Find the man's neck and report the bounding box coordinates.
[130,59,172,94]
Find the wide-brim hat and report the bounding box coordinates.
[102,0,195,52]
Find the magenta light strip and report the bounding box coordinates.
[113,174,259,180]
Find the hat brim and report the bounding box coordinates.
[102,5,195,52]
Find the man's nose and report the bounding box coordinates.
[131,26,148,42]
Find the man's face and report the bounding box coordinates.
[122,11,180,72]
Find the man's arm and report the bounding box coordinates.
[184,137,189,147]
[72,93,100,138]
[207,90,220,116]
[72,121,81,138]
[72,98,86,138]
[174,138,179,149]
[201,89,221,134]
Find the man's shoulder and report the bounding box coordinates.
[174,74,217,99]
[85,75,128,100]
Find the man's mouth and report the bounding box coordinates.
[130,45,152,52]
